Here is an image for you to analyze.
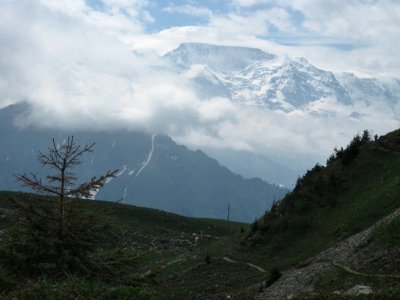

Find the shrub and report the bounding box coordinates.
[0,137,119,278]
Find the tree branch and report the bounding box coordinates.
[14,173,62,197]
[67,169,118,198]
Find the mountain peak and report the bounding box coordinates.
[165,42,276,72]
[164,42,400,112]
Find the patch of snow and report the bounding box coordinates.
[116,165,127,177]
[88,189,99,200]
[271,91,295,111]
[122,187,128,201]
[89,166,123,199]
[136,134,156,178]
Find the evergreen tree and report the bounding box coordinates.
[0,137,119,277]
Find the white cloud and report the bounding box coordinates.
[39,0,89,17]
[163,4,213,18]
[1,0,400,169]
[267,0,400,76]
[231,0,270,7]
[144,0,400,77]
[0,1,239,141]
[176,99,399,164]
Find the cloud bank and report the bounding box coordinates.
[0,0,399,168]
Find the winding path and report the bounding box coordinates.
[256,206,400,300]
[333,262,400,279]
[222,256,266,273]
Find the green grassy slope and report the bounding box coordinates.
[245,130,400,268]
[0,191,243,237]
[0,191,254,299]
[149,129,400,299]
[1,129,400,299]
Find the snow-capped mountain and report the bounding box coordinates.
[165,42,276,73]
[163,43,400,183]
[164,43,400,112]
[335,73,400,107]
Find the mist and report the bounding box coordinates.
[1,0,399,169]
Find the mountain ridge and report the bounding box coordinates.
[0,103,287,222]
[164,42,400,113]
[1,128,400,299]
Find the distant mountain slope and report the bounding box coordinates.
[203,148,299,188]
[0,103,287,222]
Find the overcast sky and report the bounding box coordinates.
[1,0,399,165]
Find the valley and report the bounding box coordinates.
[1,2,400,299]
[1,129,400,299]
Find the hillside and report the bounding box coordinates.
[249,129,400,298]
[0,103,287,222]
[0,191,253,299]
[1,129,400,299]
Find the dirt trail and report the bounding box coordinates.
[222,256,236,263]
[222,256,266,273]
[256,206,400,300]
[247,263,266,273]
[333,262,400,279]
[139,257,184,279]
